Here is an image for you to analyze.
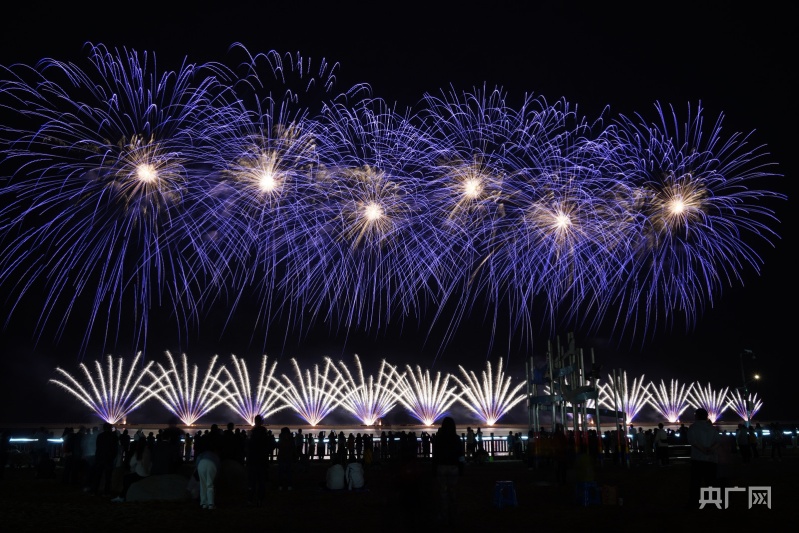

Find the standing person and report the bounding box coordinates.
[654,423,669,466]
[196,424,221,510]
[635,428,647,459]
[747,427,759,460]
[770,421,784,461]
[465,427,476,462]
[246,415,269,506]
[317,431,326,462]
[119,429,131,465]
[81,427,98,492]
[294,428,304,462]
[432,416,465,525]
[112,437,152,502]
[277,427,297,490]
[91,423,118,496]
[687,408,721,509]
[0,429,8,479]
[183,432,193,463]
[328,430,337,461]
[266,429,276,463]
[161,418,185,473]
[222,422,243,466]
[736,424,751,463]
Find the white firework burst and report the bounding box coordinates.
[389,364,461,426]
[328,354,402,425]
[280,358,343,426]
[648,379,693,423]
[598,372,652,423]
[687,382,730,423]
[49,352,154,424]
[452,359,526,426]
[726,389,763,422]
[144,351,230,426]
[220,354,289,425]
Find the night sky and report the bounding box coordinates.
[0,3,795,424]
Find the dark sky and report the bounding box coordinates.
[0,3,795,424]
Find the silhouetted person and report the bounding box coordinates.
[196,424,222,510]
[277,427,297,490]
[687,408,721,509]
[90,423,118,495]
[246,415,269,506]
[112,437,152,502]
[736,424,751,463]
[432,416,465,525]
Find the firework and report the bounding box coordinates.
[219,354,289,425]
[143,351,230,426]
[648,379,693,423]
[292,98,436,336]
[49,353,154,424]
[0,43,240,354]
[279,357,343,426]
[328,354,401,425]
[0,46,786,356]
[194,47,364,342]
[388,364,461,426]
[452,359,526,426]
[598,372,652,423]
[605,102,784,340]
[726,389,763,423]
[687,382,730,423]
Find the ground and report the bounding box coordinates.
[1,448,793,530]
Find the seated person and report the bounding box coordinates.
[325,460,345,490]
[345,458,365,490]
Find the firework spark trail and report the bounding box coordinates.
[219,354,289,425]
[598,372,652,423]
[0,46,786,357]
[647,379,693,423]
[726,389,763,423]
[452,359,526,426]
[418,86,536,354]
[49,352,154,424]
[143,351,230,426]
[196,47,365,342]
[0,43,241,353]
[387,364,461,426]
[687,382,730,423]
[328,354,401,425]
[606,102,783,341]
[298,98,436,336]
[279,357,344,426]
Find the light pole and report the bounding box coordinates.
[740,349,755,427]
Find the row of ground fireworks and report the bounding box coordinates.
[0,43,784,355]
[50,352,762,427]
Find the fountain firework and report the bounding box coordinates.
[726,389,763,423]
[280,358,343,426]
[219,354,289,425]
[452,359,526,426]
[389,364,461,426]
[598,372,652,423]
[687,382,730,423]
[328,354,401,425]
[144,351,230,426]
[49,352,154,424]
[647,379,693,423]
